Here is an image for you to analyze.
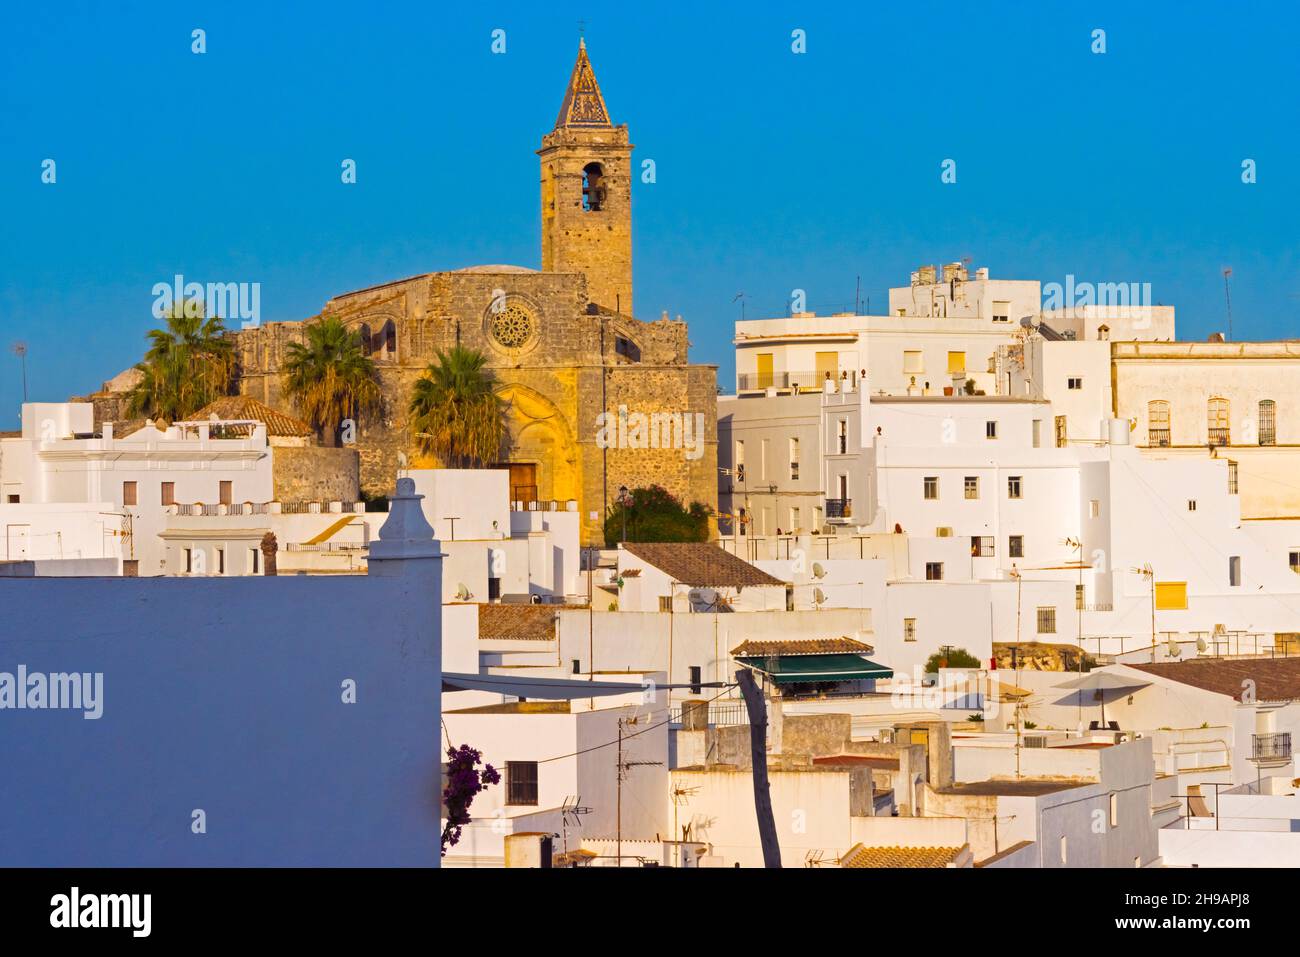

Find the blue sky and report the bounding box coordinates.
[1,1,1296,425]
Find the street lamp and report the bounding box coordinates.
[618,485,630,542]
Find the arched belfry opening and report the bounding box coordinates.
[582,162,606,211]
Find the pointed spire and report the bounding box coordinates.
[554,40,612,129]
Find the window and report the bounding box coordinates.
[971,536,994,558]
[789,507,801,532]
[837,419,847,455]
[581,162,605,211]
[659,595,673,613]
[1259,399,1276,446]
[1008,535,1024,558]
[986,420,998,439]
[992,301,1010,323]
[1036,607,1057,634]
[219,481,232,506]
[1076,583,1085,611]
[1067,377,1083,390]
[161,482,175,506]
[947,351,966,375]
[122,481,137,506]
[1060,836,1068,865]
[183,548,193,573]
[488,577,501,601]
[1089,500,1100,519]
[1229,556,1241,587]
[789,438,800,481]
[217,548,225,575]
[923,476,939,500]
[903,351,924,374]
[250,548,260,575]
[925,562,944,581]
[689,666,702,695]
[904,618,917,642]
[1228,460,1238,495]
[1208,397,1230,446]
[1187,500,1197,511]
[1147,400,1170,447]
[1032,419,1042,448]
[734,441,744,483]
[755,353,774,390]
[1154,582,1188,610]
[1007,476,1023,499]
[572,659,581,674]
[816,351,838,384]
[1110,793,1119,828]
[1290,551,1300,574]
[964,476,979,499]
[506,761,539,806]
[5,494,17,504]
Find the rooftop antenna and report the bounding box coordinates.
[10,342,27,403]
[732,292,746,321]
[559,794,592,862]
[1222,267,1233,342]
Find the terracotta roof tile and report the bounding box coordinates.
[839,843,964,868]
[477,604,560,642]
[1126,657,1300,702]
[731,636,874,657]
[193,395,313,438]
[621,542,786,588]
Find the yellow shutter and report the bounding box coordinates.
[815,351,838,382]
[947,351,966,374]
[756,353,773,389]
[1154,582,1188,610]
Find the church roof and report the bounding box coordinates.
[554,39,612,129]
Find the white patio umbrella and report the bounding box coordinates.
[1053,671,1151,728]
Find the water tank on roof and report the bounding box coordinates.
[1106,418,1130,446]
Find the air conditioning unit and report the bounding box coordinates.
[936,527,954,538]
[1024,734,1049,749]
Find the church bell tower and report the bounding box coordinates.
[539,40,633,315]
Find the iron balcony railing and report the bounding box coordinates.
[1259,430,1276,446]
[1251,732,1291,762]
[1208,427,1231,447]
[738,370,860,392]
[1148,428,1171,447]
[825,498,852,519]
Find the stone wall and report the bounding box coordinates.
[272,446,360,503]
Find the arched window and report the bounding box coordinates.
[581,162,605,211]
[1208,397,1230,447]
[379,319,397,361]
[1147,400,1170,447]
[1259,399,1276,446]
[356,323,372,356]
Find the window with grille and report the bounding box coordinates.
[986,420,998,439]
[1147,400,1170,447]
[506,761,539,806]
[1207,397,1230,446]
[1008,475,1023,499]
[1259,399,1276,445]
[1036,607,1057,634]
[923,476,939,500]
[1009,535,1024,558]
[1228,460,1238,495]
[964,476,979,499]
[971,536,994,558]
[1067,377,1083,390]
[904,618,917,642]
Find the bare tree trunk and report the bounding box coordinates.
[736,668,782,868]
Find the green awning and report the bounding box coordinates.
[737,653,893,685]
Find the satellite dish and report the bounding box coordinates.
[1167,638,1181,657]
[813,587,826,605]
[1196,635,1208,653]
[812,562,826,579]
[455,583,472,601]
[689,587,717,608]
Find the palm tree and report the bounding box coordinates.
[409,346,506,467]
[127,302,235,422]
[280,316,381,446]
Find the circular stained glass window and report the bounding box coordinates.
[489,302,536,349]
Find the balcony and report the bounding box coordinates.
[1208,428,1231,447]
[825,498,852,520]
[738,370,860,393]
[1250,732,1291,764]
[1148,428,1170,447]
